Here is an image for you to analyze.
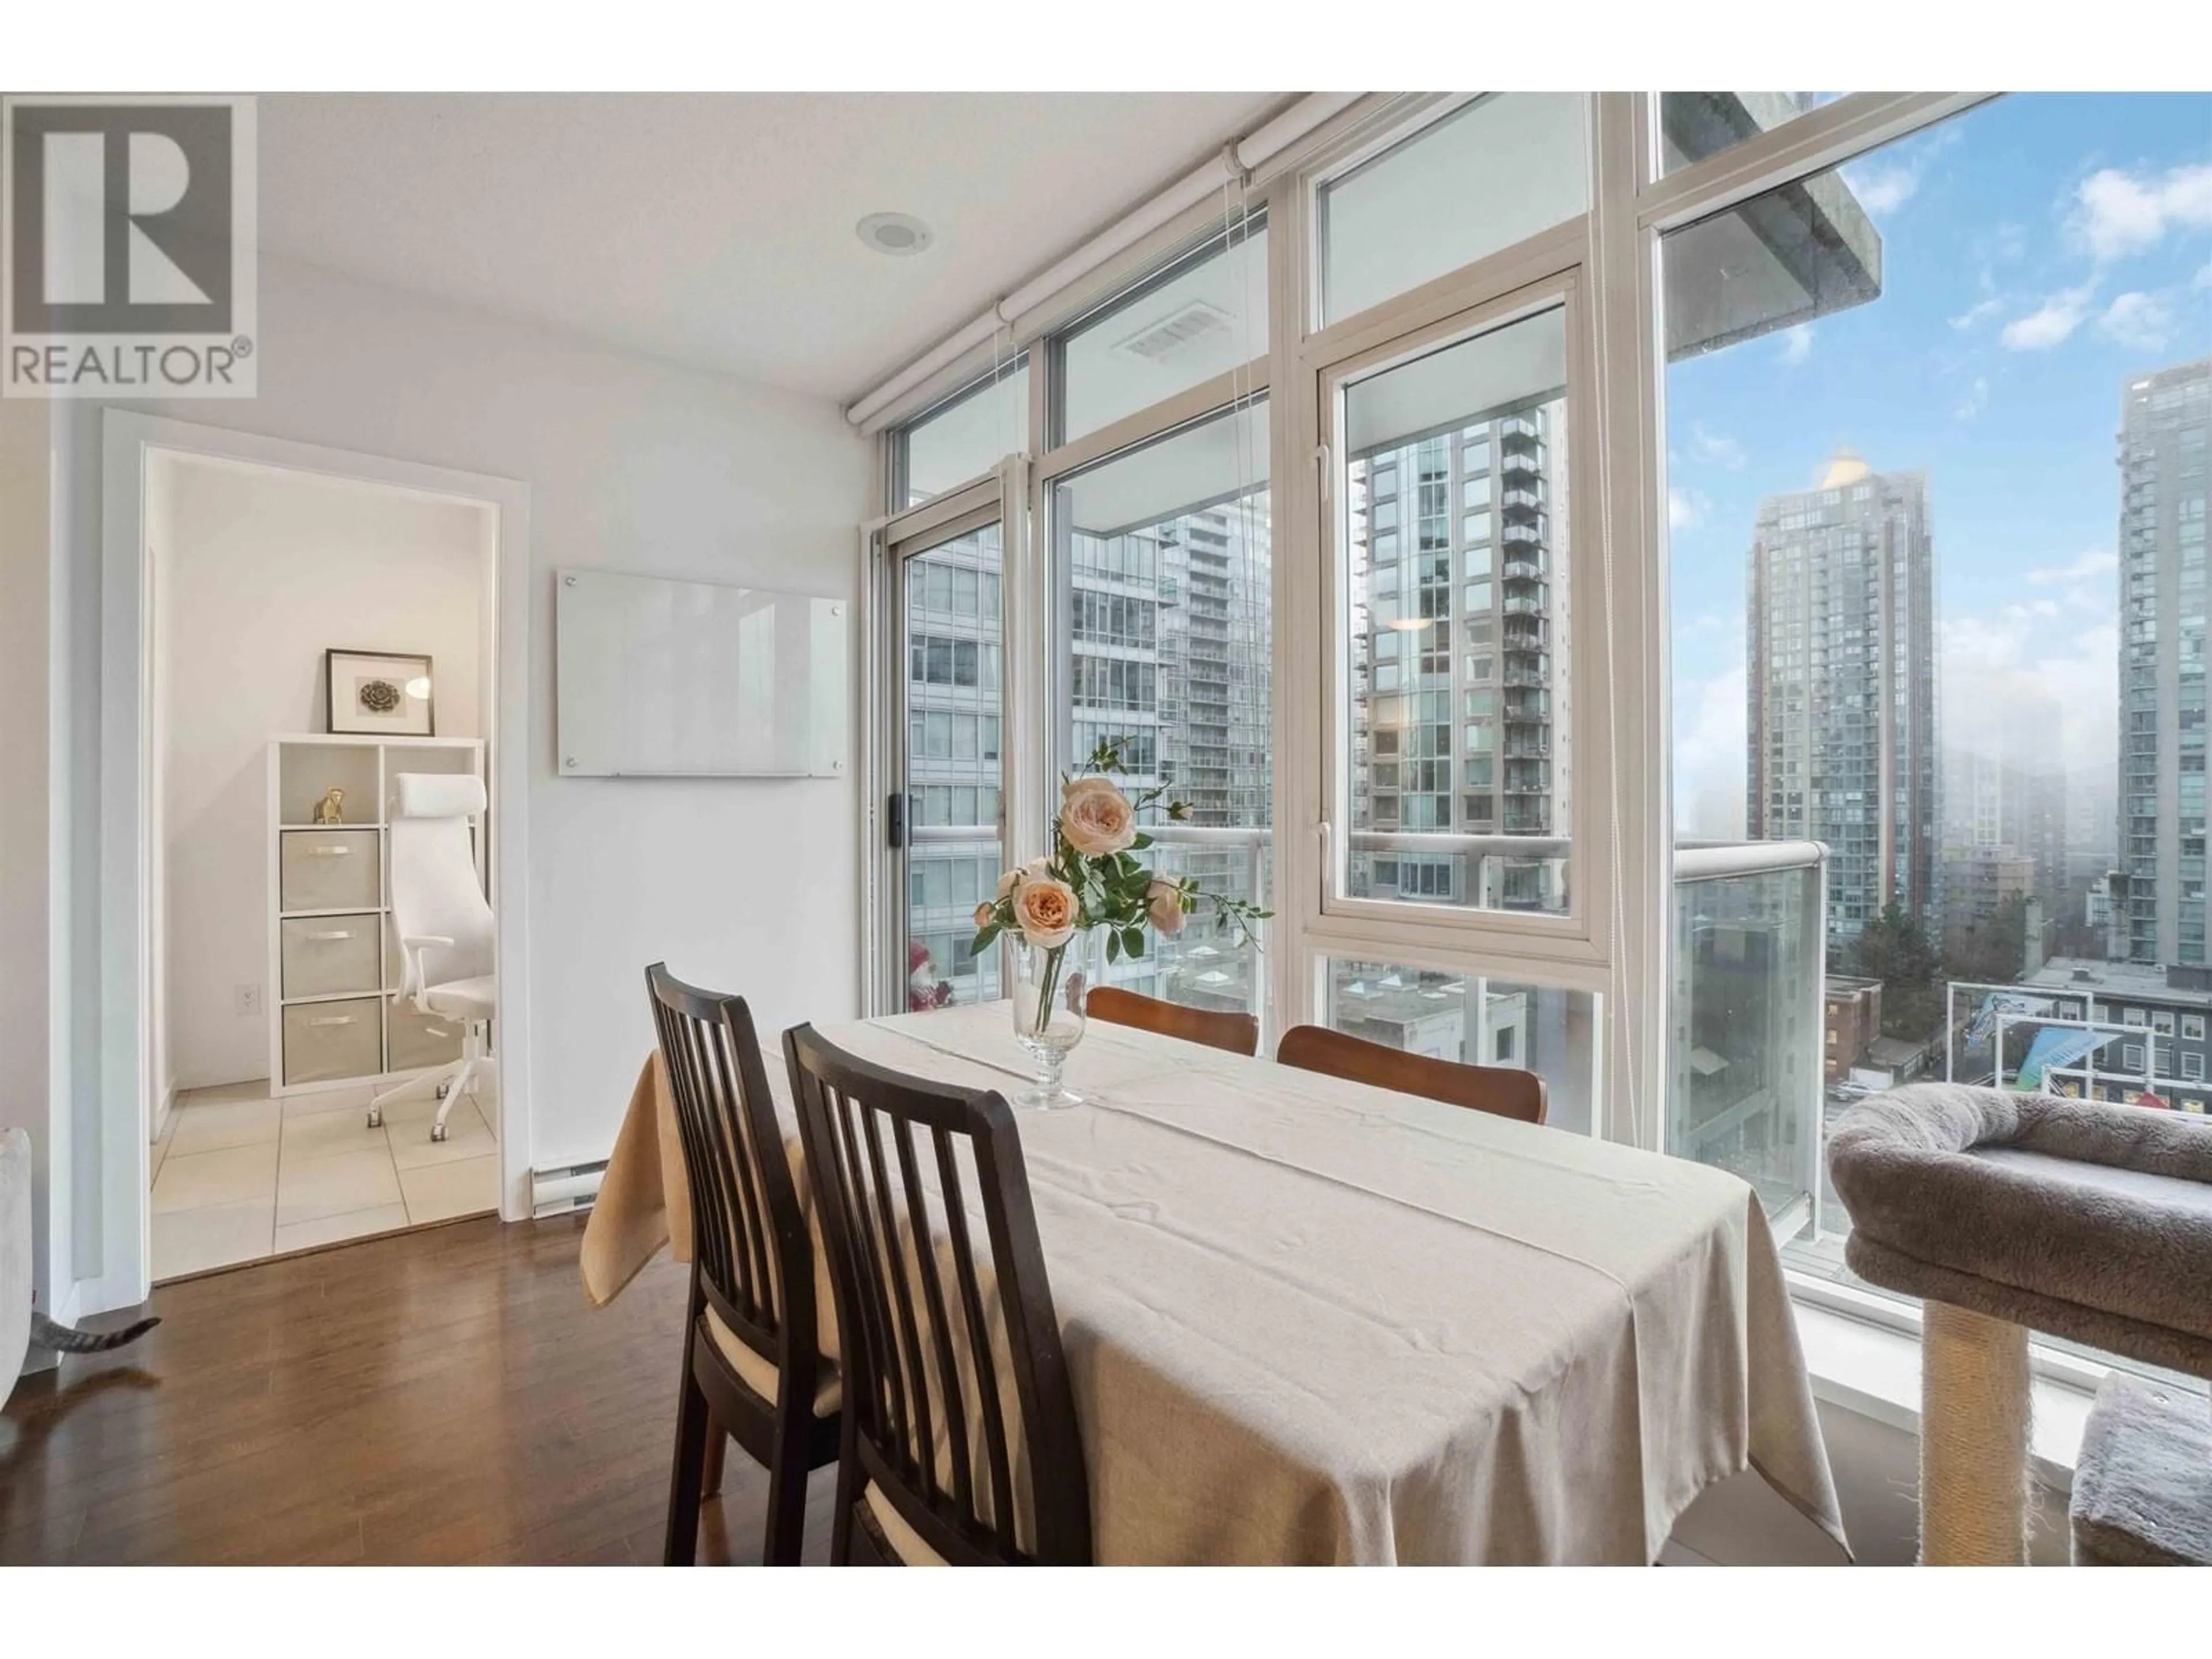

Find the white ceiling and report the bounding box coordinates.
[256,92,1290,404]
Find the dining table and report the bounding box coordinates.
[582,999,1849,1565]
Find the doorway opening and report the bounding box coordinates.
[108,425,529,1291]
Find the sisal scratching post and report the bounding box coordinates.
[1919,1301,2032,1565]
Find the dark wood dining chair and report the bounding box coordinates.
[1085,985,1259,1056]
[784,1022,1092,1566]
[1275,1023,1548,1126]
[647,963,840,1566]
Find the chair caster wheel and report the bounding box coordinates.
[435,1081,451,1100]
[366,1107,384,1128]
[430,1123,448,1143]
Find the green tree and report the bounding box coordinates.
[1854,901,1944,1040]
[1947,891,2030,987]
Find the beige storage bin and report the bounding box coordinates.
[282,997,382,1086]
[280,915,382,999]
[387,995,464,1073]
[280,828,381,912]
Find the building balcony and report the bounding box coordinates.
[1502,596,1547,618]
[1501,559,1544,584]
[1499,487,1544,517]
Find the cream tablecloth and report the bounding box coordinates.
[582,1002,1847,1565]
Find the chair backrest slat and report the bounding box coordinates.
[1275,1023,1548,1126]
[827,1081,900,1456]
[645,964,819,1376]
[786,1022,1092,1566]
[1086,986,1259,1056]
[652,998,737,1308]
[931,1123,1011,1529]
[858,1102,938,1501]
[896,1115,976,1520]
[703,1012,776,1321]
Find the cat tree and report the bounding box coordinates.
[1829,1084,2212,1565]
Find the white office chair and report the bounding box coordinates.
[369,772,495,1143]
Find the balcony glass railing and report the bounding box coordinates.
[953,823,1830,1244]
[1114,823,1272,1018]
[1670,840,1827,1245]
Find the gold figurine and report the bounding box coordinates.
[312,787,346,825]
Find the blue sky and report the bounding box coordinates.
[1668,92,2212,838]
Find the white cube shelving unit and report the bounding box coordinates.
[267,733,488,1098]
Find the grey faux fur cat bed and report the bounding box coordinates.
[1828,1084,2212,1380]
[2070,1372,2212,1566]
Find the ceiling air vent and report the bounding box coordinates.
[1113,300,1235,362]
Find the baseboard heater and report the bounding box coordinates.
[530,1159,608,1218]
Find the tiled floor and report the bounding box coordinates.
[150,1076,499,1281]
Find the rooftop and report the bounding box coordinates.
[2022,956,2212,1005]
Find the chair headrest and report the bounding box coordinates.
[394,771,487,820]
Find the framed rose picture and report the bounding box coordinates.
[325,649,435,736]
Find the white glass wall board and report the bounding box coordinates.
[555,567,849,778]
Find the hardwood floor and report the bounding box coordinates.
[0,1215,835,1565]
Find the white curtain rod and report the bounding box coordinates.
[844,90,1362,430]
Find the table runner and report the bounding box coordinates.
[583,1002,1846,1563]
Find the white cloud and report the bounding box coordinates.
[1687,423,1746,470]
[2001,283,2095,351]
[1849,161,1923,217]
[1672,659,1748,841]
[1949,296,2004,331]
[1953,377,1989,421]
[1668,487,1712,532]
[1840,127,1959,221]
[2096,290,2175,353]
[1778,324,1814,365]
[2025,548,2118,586]
[2071,161,2212,264]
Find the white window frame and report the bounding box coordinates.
[861,469,1027,1015]
[1310,269,1607,962]
[866,89,1998,1156]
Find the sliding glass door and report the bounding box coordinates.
[888,499,1006,1012]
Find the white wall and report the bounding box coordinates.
[153,455,488,1091]
[38,248,872,1297]
[2,396,73,1359]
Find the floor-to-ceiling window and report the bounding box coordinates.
[1050,400,1273,1017]
[872,90,2212,1309]
[1661,92,2212,1275]
[1043,215,1274,1018]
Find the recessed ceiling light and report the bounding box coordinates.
[857,212,934,257]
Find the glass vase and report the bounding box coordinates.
[1009,932,1096,1109]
